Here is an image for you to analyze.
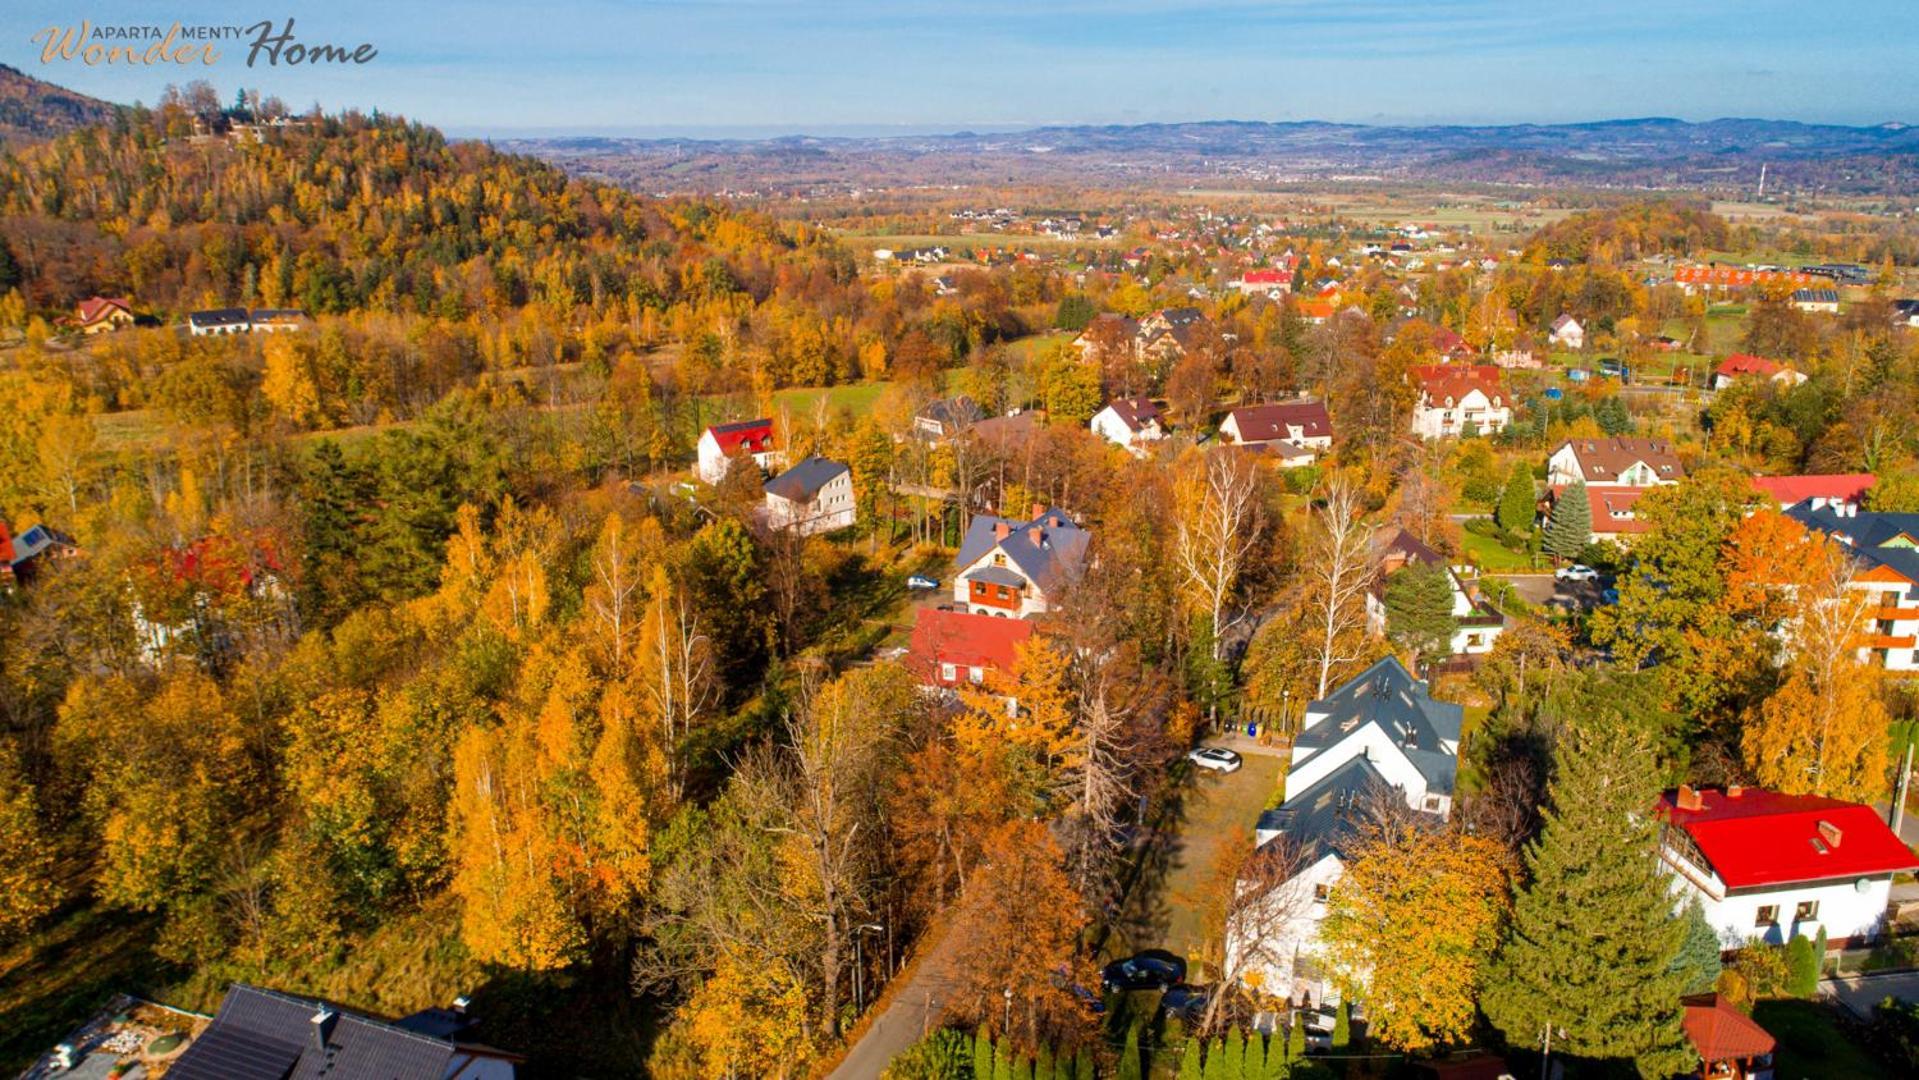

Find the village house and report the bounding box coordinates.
[1071,312,1141,361]
[0,518,76,589]
[695,418,777,484]
[1750,474,1873,512]
[1548,313,1584,350]
[905,607,1034,700]
[1233,268,1293,297]
[1673,264,1816,296]
[1784,502,1919,672]
[1891,299,1919,328]
[1226,657,1461,1008]
[1712,353,1808,391]
[1089,396,1165,455]
[1553,483,1653,546]
[1546,436,1685,487]
[1407,364,1511,440]
[1364,528,1506,656]
[913,395,984,441]
[185,307,309,336]
[1790,288,1841,315]
[1218,399,1333,466]
[167,983,519,1080]
[73,296,135,334]
[1658,785,1919,950]
[951,505,1090,618]
[762,455,855,535]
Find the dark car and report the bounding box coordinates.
[1160,984,1209,1022]
[1101,949,1187,992]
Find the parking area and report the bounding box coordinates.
[1823,969,1919,1019]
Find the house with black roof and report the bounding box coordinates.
[1786,501,1919,672]
[167,983,519,1080]
[763,454,854,535]
[951,505,1090,618]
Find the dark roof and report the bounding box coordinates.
[764,454,849,502]
[169,984,483,1080]
[1791,288,1840,303]
[1226,399,1332,443]
[1788,503,1919,585]
[188,307,250,327]
[1100,396,1161,432]
[1263,755,1395,862]
[1293,656,1461,794]
[953,507,1091,596]
[918,396,984,429]
[964,564,1027,588]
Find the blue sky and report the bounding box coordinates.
[5,1,1913,136]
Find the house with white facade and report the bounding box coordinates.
[763,455,855,535]
[1658,785,1918,950]
[696,418,777,484]
[1225,657,1461,1008]
[1363,528,1506,656]
[1218,400,1333,466]
[1089,396,1166,454]
[1408,364,1511,440]
[1546,437,1684,488]
[1713,353,1808,392]
[1548,313,1584,350]
[951,506,1090,618]
[1785,502,1919,672]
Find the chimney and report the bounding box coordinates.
[1030,502,1046,521]
[311,1008,337,1055]
[1676,784,1703,811]
[1029,528,1045,547]
[1726,784,1744,799]
[994,522,1011,541]
[1818,820,1843,849]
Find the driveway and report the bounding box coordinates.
[1494,573,1556,608]
[826,921,960,1080]
[1822,969,1919,1019]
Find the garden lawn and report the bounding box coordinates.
[1460,528,1536,573]
[1752,998,1889,1079]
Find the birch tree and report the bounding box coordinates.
[1174,448,1265,660]
[1306,478,1376,698]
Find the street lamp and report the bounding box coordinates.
[1282,689,1292,735]
[1540,1023,1566,1080]
[854,923,885,1013]
[1002,986,1013,1034]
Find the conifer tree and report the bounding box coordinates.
[1671,899,1723,994]
[1498,462,1536,533]
[1331,1005,1349,1050]
[993,1040,1013,1080]
[1286,1020,1304,1063]
[1786,934,1819,998]
[1179,1036,1203,1080]
[1483,715,1692,1078]
[1071,1045,1091,1080]
[1036,1045,1056,1080]
[1201,1036,1225,1080]
[1384,560,1458,670]
[1117,1023,1143,1080]
[1544,480,1591,561]
[975,1027,995,1080]
[1223,1028,1245,1080]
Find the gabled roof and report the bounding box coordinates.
[1295,656,1461,794]
[1658,787,1919,889]
[953,507,1091,596]
[1551,313,1581,331]
[1682,993,1776,1064]
[75,296,132,324]
[1751,473,1874,508]
[1261,755,1395,863]
[1555,437,1684,483]
[906,608,1034,682]
[1241,268,1293,285]
[1225,399,1332,443]
[168,984,506,1080]
[1554,483,1652,536]
[1099,396,1161,433]
[764,454,848,503]
[189,307,250,327]
[1715,353,1782,379]
[1788,503,1919,585]
[918,395,983,429]
[703,418,775,455]
[1409,363,1505,409]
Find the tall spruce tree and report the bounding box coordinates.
[1179,1037,1203,1080]
[1671,898,1723,994]
[1224,1028,1246,1080]
[1498,462,1537,533]
[975,1027,995,1080]
[1117,1023,1143,1080]
[1384,561,1459,670]
[1544,480,1592,561]
[1483,714,1692,1078]
[1202,1037,1226,1080]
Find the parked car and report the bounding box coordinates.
[906,574,940,591]
[1187,746,1243,774]
[1555,564,1599,582]
[1160,984,1210,1022]
[1101,950,1187,993]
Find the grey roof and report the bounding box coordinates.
[1261,756,1395,863]
[1293,656,1462,794]
[1788,503,1919,584]
[964,564,1027,588]
[168,984,482,1080]
[953,508,1091,595]
[764,454,848,502]
[188,307,250,327]
[918,396,983,429]
[1791,288,1840,303]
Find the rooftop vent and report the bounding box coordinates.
[1676,785,1703,811]
[1818,820,1844,849]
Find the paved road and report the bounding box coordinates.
[1822,970,1919,1019]
[827,923,961,1080]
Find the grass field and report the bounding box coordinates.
[1460,527,1537,573]
[1752,998,1889,1079]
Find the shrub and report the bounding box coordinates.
[884,1028,974,1080]
[1786,934,1819,998]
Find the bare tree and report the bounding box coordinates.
[640,569,716,797]
[1203,831,1316,1033]
[1307,478,1376,698]
[1174,447,1265,660]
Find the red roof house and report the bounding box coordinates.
[906,608,1034,691]
[1681,993,1776,1077]
[1750,473,1875,511]
[696,418,777,483]
[73,296,135,334]
[1712,353,1806,390]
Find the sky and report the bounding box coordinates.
[4,1,1915,138]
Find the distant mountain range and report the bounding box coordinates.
[0,64,117,146]
[502,117,1919,196]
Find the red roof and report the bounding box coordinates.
[1659,787,1919,889]
[1715,353,1783,379]
[1431,327,1478,357]
[1677,265,1816,289]
[1241,269,1293,285]
[1410,363,1505,408]
[1682,994,1776,1063]
[75,296,132,325]
[0,520,14,565]
[1751,474,1875,508]
[1553,483,1652,537]
[906,608,1033,687]
[704,419,774,455]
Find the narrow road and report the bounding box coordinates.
[827,922,962,1079]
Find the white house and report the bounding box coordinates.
[951,506,1090,618]
[1712,354,1808,392]
[1089,397,1165,454]
[1786,501,1919,673]
[762,455,855,535]
[1658,785,1918,950]
[1549,313,1584,350]
[1408,364,1511,440]
[1790,288,1840,314]
[1546,437,1684,488]
[1225,657,1461,1008]
[696,418,777,484]
[1363,528,1506,655]
[1218,400,1333,466]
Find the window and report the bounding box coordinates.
[1795,900,1820,923]
[973,581,986,595]
[1423,795,1442,812]
[1755,905,1778,926]
[1312,883,1330,902]
[939,663,956,682]
[968,666,984,684]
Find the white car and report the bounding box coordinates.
[1555,564,1599,582]
[1187,746,1243,774]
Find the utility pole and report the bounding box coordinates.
[1894,741,1914,834]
